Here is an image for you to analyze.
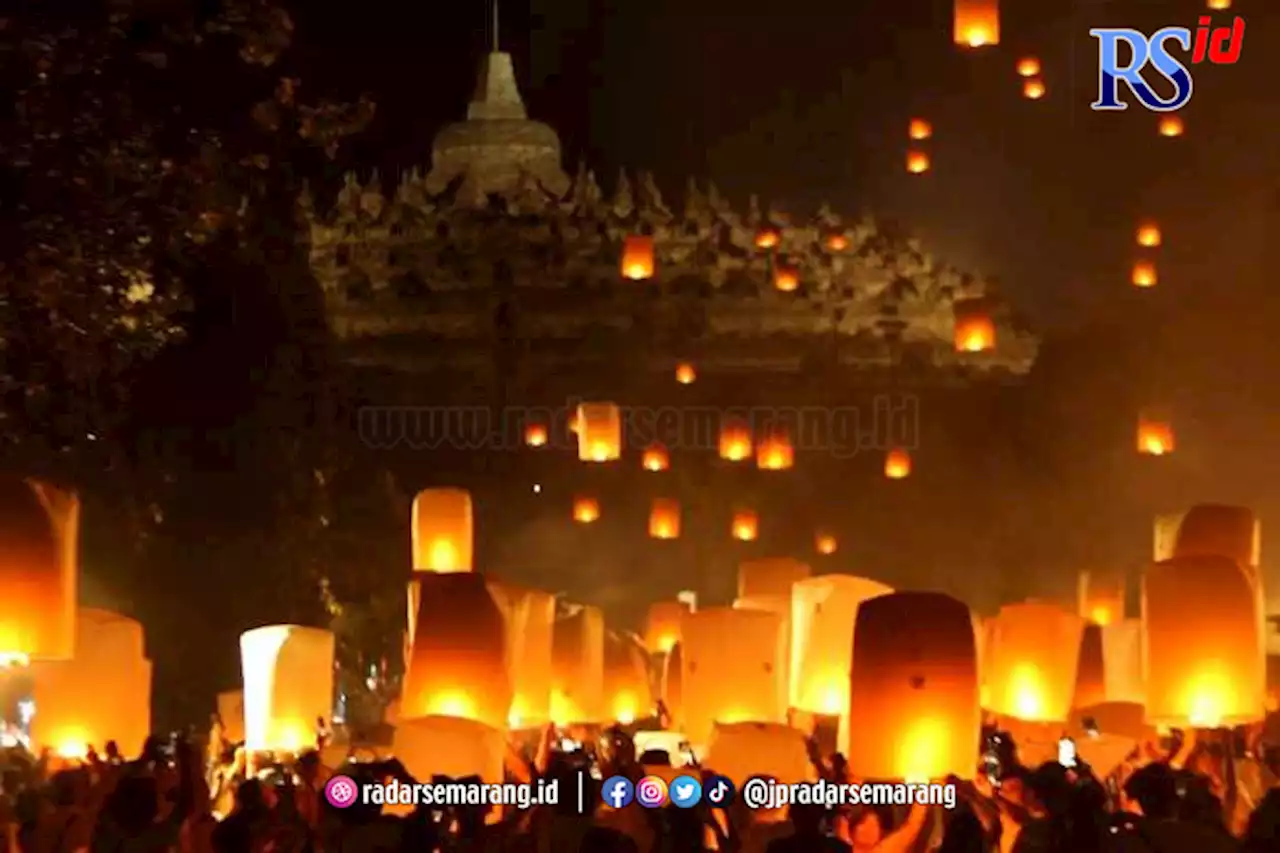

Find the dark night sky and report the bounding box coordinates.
[290,0,1280,333]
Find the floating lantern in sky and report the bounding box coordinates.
[815,532,838,555]
[1158,116,1184,137]
[620,235,655,280]
[953,300,996,353]
[754,225,781,249]
[575,402,622,462]
[1016,56,1040,77]
[884,448,912,479]
[826,232,850,251]
[718,421,753,461]
[675,362,696,384]
[756,432,794,470]
[773,265,800,293]
[649,498,681,539]
[572,496,600,523]
[906,151,930,174]
[1022,78,1046,100]
[1207,0,1231,11]
[731,510,759,542]
[682,607,787,745]
[524,423,547,447]
[986,602,1085,723]
[953,0,1000,47]
[1136,413,1175,456]
[241,625,336,752]
[486,581,554,728]
[641,445,670,472]
[412,488,473,573]
[551,607,605,725]
[1136,222,1162,248]
[1131,260,1158,288]
[908,118,932,140]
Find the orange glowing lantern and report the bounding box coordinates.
[551,606,605,725]
[718,421,753,461]
[953,300,996,353]
[953,0,1000,47]
[908,119,932,141]
[825,232,850,251]
[605,634,653,725]
[485,582,555,728]
[986,601,1086,722]
[240,625,335,753]
[392,716,505,786]
[682,607,787,745]
[1207,0,1230,8]
[572,496,600,523]
[642,445,670,472]
[756,433,794,470]
[1158,116,1184,137]
[1073,625,1107,709]
[649,498,681,539]
[1131,260,1158,287]
[815,532,838,555]
[645,601,689,654]
[0,478,78,664]
[773,265,800,292]
[884,448,912,479]
[675,362,696,384]
[1136,414,1174,455]
[1102,619,1146,705]
[1016,56,1041,77]
[401,573,510,731]
[754,226,781,249]
[1022,78,1046,99]
[739,557,810,600]
[620,235,656,280]
[1078,571,1125,626]
[906,151,930,174]
[704,723,815,790]
[849,592,980,780]
[731,510,759,542]
[411,488,473,573]
[1144,555,1264,726]
[575,401,622,462]
[1136,222,1162,248]
[733,594,792,715]
[524,423,548,447]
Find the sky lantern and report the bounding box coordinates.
[718,421,753,461]
[908,118,932,140]
[815,532,838,555]
[411,488,473,573]
[773,264,800,292]
[620,235,655,280]
[675,362,696,384]
[1073,625,1107,709]
[1136,222,1162,248]
[1144,555,1264,727]
[524,423,548,447]
[392,716,505,788]
[1102,619,1146,705]
[485,582,554,729]
[1078,570,1126,626]
[550,606,605,725]
[1207,0,1230,8]
[733,595,792,714]
[884,448,912,479]
[572,496,600,523]
[1022,78,1046,99]
[849,592,979,781]
[240,625,335,753]
[1131,260,1158,287]
[792,575,893,745]
[644,601,689,654]
[825,232,850,251]
[1158,115,1184,137]
[1136,413,1175,455]
[604,634,653,725]
[953,0,1000,47]
[756,432,794,470]
[681,607,787,745]
[575,401,622,462]
[731,509,759,542]
[649,498,681,539]
[986,601,1086,722]
[754,225,781,249]
[739,557,811,600]
[953,300,996,353]
[29,609,151,759]
[704,723,815,792]
[401,573,510,730]
[1015,56,1040,77]
[641,445,670,472]
[906,151,930,174]
[0,478,78,664]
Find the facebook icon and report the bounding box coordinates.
[603,776,634,808]
[1089,26,1194,112]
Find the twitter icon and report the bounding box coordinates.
[669,775,702,808]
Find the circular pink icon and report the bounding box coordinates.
[324,774,359,808]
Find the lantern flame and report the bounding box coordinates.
[732,511,759,542]
[1132,261,1158,288]
[428,541,458,572]
[1137,419,1175,455]
[56,738,89,760]
[1009,663,1046,720]
[719,426,753,461]
[755,227,781,249]
[885,449,912,479]
[908,119,932,141]
[1159,116,1184,137]
[524,425,548,447]
[1185,668,1234,728]
[675,363,696,384]
[1023,79,1046,99]
[815,533,838,555]
[573,498,600,523]
[906,151,930,174]
[1016,57,1040,77]
[642,446,670,472]
[898,718,948,782]
[620,236,656,280]
[426,691,476,720]
[1137,224,1162,248]
[773,266,800,292]
[1090,606,1112,626]
[612,693,638,724]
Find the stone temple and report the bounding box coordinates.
[303,50,1039,408]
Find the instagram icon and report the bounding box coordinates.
[636,776,669,808]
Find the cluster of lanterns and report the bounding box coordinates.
[906,118,932,175]
[1016,56,1045,100]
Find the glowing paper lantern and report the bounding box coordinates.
[815,532,838,555]
[392,716,504,785]
[718,422,753,461]
[29,608,151,758]
[401,573,510,730]
[908,119,932,140]
[604,634,653,724]
[1158,116,1184,137]
[551,606,605,725]
[1207,0,1230,8]
[754,226,781,250]
[1074,625,1107,709]
[906,151,930,174]
[524,424,548,447]
[1137,222,1162,248]
[1136,414,1174,455]
[953,300,996,352]
[1015,56,1040,77]
[575,402,622,462]
[755,433,794,470]
[1144,555,1264,726]
[681,607,787,745]
[217,690,245,744]
[411,488,473,573]
[645,601,689,654]
[240,625,335,753]
[884,448,912,479]
[825,233,850,251]
[1078,571,1125,626]
[704,722,815,788]
[641,445,670,472]
[738,557,810,600]
[954,0,1000,46]
[773,265,800,293]
[485,581,554,728]
[1132,260,1158,288]
[675,363,696,385]
[0,478,79,663]
[986,602,1085,722]
[733,594,793,718]
[1022,78,1046,99]
[620,235,656,280]
[848,592,980,781]
[731,510,759,542]
[1102,619,1146,704]
[649,498,681,539]
[572,497,600,523]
